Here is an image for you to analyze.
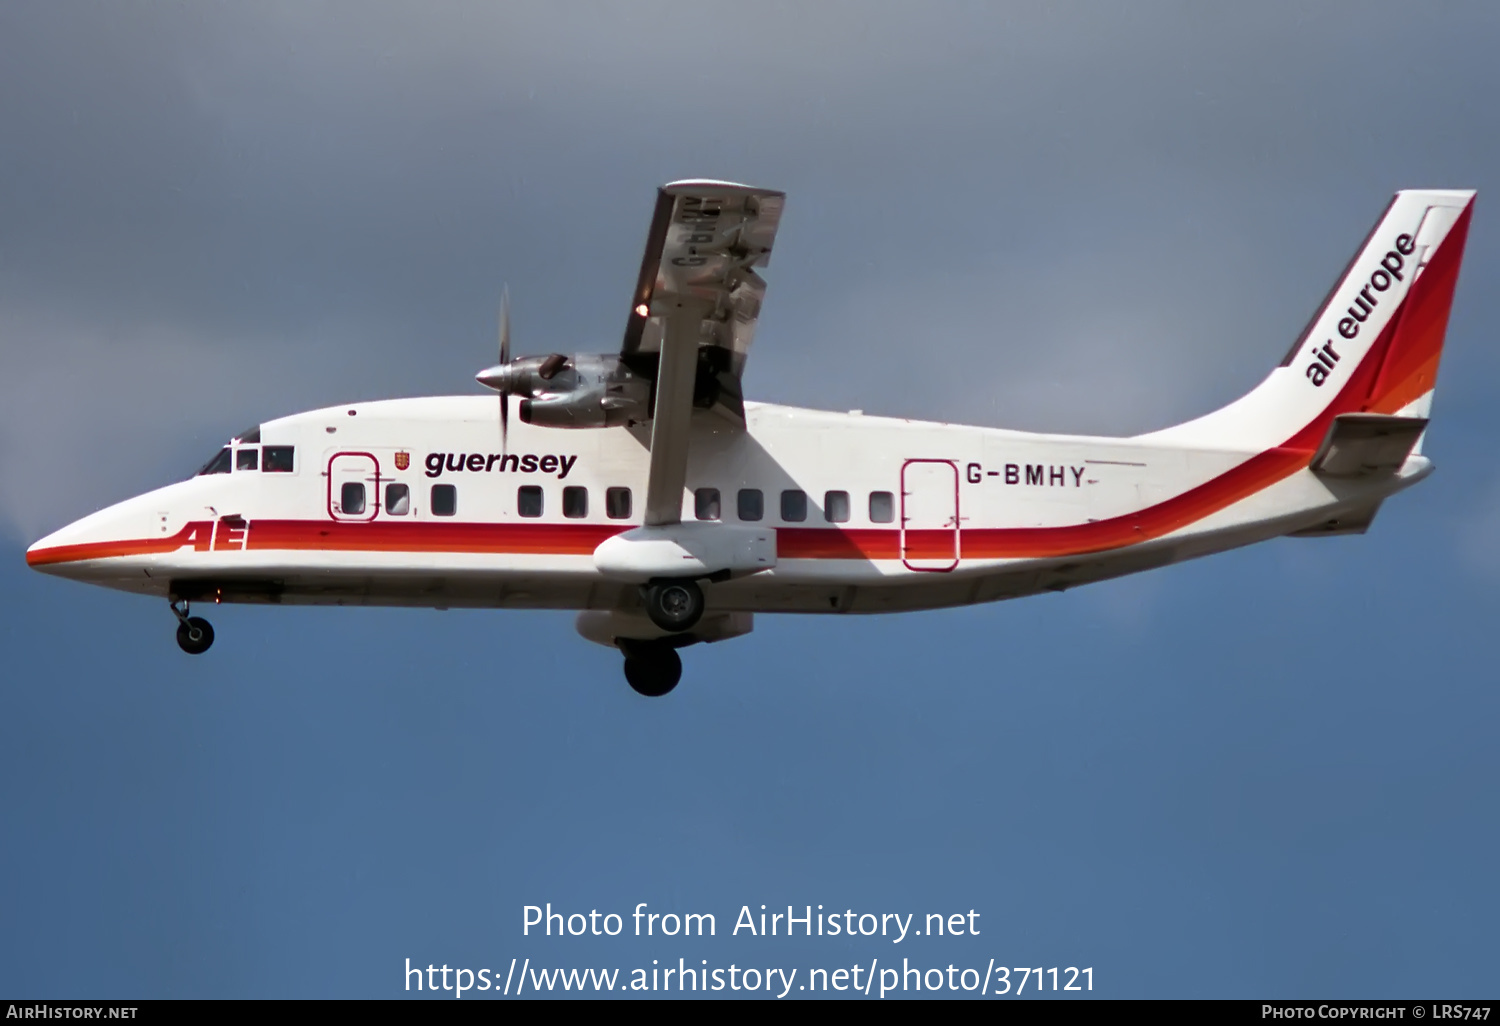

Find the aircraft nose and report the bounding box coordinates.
[25,493,161,577]
[26,517,96,577]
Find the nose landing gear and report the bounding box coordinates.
[170,599,215,655]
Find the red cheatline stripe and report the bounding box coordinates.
[26,200,1471,569]
[246,519,622,555]
[26,522,203,567]
[778,527,899,560]
[25,521,629,565]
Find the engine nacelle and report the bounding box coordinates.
[519,392,642,428]
[593,523,777,583]
[480,353,651,429]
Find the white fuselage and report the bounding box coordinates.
[26,394,1425,626]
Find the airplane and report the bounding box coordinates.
[25,181,1474,696]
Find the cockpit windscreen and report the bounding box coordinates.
[196,447,232,476]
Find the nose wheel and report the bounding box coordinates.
[170,600,215,655]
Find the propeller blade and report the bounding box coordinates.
[499,288,511,453]
[499,286,511,366]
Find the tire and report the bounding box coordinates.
[176,616,215,655]
[623,647,682,697]
[643,579,705,633]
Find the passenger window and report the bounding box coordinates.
[235,448,258,472]
[385,483,410,516]
[262,446,294,472]
[824,490,850,523]
[517,485,543,518]
[737,488,763,522]
[869,490,895,523]
[341,482,366,516]
[781,489,807,522]
[431,484,457,517]
[197,447,232,475]
[605,486,632,520]
[563,486,588,518]
[695,488,721,521]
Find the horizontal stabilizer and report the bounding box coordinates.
[1309,413,1428,478]
[1288,501,1382,537]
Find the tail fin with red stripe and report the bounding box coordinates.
[1143,190,1474,452]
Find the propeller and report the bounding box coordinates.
[475,292,572,448]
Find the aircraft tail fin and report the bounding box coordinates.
[1142,190,1474,453]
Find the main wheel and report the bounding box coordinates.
[176,616,215,655]
[623,647,682,697]
[642,579,705,633]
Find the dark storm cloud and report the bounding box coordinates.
[2,2,1499,535]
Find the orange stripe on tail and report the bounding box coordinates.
[1366,199,1474,414]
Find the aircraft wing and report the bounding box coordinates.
[622,180,785,420]
[625,180,785,525]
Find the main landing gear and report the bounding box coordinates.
[642,578,704,633]
[620,639,683,697]
[620,578,706,697]
[171,599,215,655]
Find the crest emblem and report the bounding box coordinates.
[394,451,410,471]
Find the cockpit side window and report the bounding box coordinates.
[197,447,232,476]
[235,448,259,471]
[262,446,295,473]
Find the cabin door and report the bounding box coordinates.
[327,452,381,522]
[901,459,960,572]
